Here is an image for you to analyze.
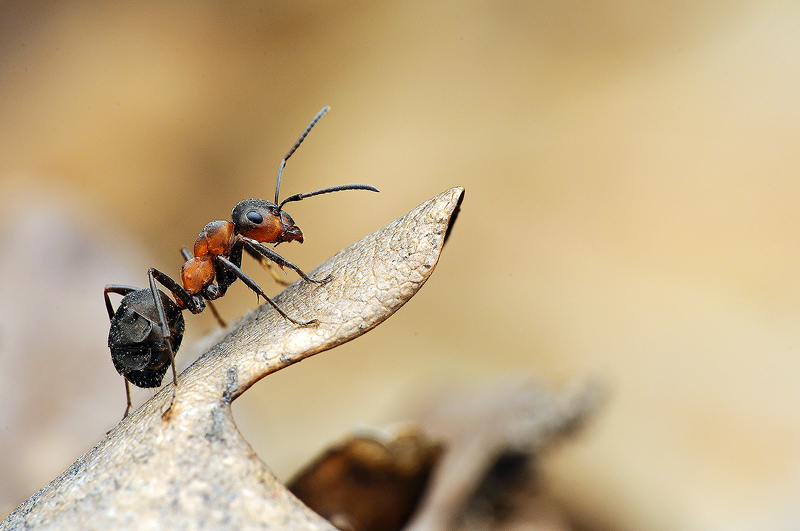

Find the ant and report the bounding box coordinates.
[104,107,379,418]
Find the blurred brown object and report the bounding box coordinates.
[289,428,443,531]
[290,377,601,531]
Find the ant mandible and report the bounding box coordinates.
[104,107,379,417]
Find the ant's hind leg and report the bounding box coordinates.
[123,378,133,418]
[146,269,184,419]
[105,285,139,419]
[103,284,139,319]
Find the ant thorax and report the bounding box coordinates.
[181,220,236,295]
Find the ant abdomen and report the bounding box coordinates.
[107,288,185,389]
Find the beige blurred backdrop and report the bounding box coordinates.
[2,1,800,529]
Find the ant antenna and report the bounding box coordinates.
[274,106,330,205]
[273,106,380,209]
[278,184,380,210]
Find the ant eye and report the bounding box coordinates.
[246,211,263,225]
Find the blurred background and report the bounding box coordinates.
[2,1,800,529]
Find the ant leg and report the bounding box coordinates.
[123,379,132,418]
[146,269,193,418]
[215,255,317,326]
[149,269,204,313]
[104,284,140,419]
[274,107,330,205]
[244,245,290,286]
[241,239,332,284]
[103,284,139,319]
[206,299,227,328]
[181,247,226,327]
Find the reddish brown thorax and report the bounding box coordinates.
[181,221,236,295]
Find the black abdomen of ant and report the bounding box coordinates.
[105,285,185,414]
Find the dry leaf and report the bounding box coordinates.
[1,187,464,531]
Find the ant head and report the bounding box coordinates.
[233,107,380,245]
[231,198,303,244]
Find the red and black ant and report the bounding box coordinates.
[104,107,379,417]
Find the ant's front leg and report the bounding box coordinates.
[214,255,318,326]
[243,245,291,287]
[240,238,332,284]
